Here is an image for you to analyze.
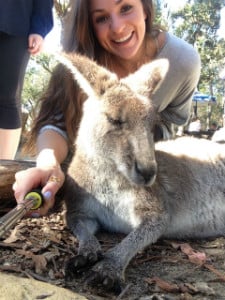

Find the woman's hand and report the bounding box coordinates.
[28,34,44,55]
[13,165,65,217]
[14,130,69,216]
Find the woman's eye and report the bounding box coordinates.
[121,4,133,14]
[95,15,109,24]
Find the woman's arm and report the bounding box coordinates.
[13,130,68,217]
[36,129,68,166]
[13,62,83,216]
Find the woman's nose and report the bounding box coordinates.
[110,14,125,33]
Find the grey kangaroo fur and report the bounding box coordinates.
[59,53,225,292]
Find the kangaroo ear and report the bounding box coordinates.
[55,52,118,98]
[122,59,169,97]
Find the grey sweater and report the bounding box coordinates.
[154,32,201,127]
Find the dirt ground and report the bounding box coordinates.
[1,209,225,300]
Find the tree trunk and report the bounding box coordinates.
[60,0,76,52]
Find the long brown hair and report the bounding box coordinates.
[28,0,160,154]
[27,64,85,152]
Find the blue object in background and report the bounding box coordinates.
[192,92,216,104]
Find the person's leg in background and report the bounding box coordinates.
[0,32,30,159]
[0,128,21,159]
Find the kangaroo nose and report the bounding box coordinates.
[135,161,157,185]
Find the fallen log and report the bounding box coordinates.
[0,159,35,198]
[0,159,35,213]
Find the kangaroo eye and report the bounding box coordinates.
[107,115,125,127]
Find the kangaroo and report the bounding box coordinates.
[59,53,225,293]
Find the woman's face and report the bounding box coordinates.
[90,0,147,60]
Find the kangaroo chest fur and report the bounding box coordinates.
[66,157,145,234]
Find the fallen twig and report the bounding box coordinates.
[24,269,52,283]
[24,269,62,286]
[116,283,132,300]
[145,276,180,293]
[204,263,225,282]
[0,241,23,249]
[0,264,23,273]
[0,264,34,279]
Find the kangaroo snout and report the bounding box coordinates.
[133,160,157,186]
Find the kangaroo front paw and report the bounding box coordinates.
[85,259,124,294]
[65,251,103,280]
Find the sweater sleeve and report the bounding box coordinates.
[29,0,54,38]
[153,33,201,126]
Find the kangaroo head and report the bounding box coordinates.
[58,53,168,186]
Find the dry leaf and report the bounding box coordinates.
[16,249,33,258]
[43,250,60,261]
[145,276,180,293]
[193,282,215,295]
[204,263,225,282]
[3,227,24,244]
[171,242,207,265]
[42,227,61,243]
[31,254,47,274]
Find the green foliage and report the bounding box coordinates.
[172,1,223,42]
[171,0,225,126]
[22,53,57,130]
[154,0,169,29]
[190,102,224,130]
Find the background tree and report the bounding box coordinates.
[154,0,169,29]
[170,0,225,128]
[53,0,70,20]
[22,54,57,132]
